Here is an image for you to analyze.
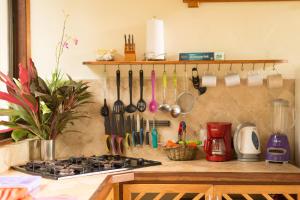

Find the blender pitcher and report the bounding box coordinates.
[266,99,294,163]
[272,99,294,134]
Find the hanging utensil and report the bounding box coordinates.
[126,69,137,113]
[149,69,158,113]
[100,68,109,117]
[104,114,111,153]
[111,113,118,154]
[117,113,125,154]
[159,67,171,112]
[177,65,195,115]
[140,117,144,145]
[178,121,187,142]
[152,118,158,149]
[136,114,140,145]
[192,67,207,95]
[131,115,136,146]
[124,115,132,148]
[145,119,150,145]
[113,69,125,114]
[137,69,146,112]
[170,67,181,118]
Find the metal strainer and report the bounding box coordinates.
[177,65,195,115]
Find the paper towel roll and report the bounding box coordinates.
[146,18,165,60]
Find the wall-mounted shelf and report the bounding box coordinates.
[83,59,287,66]
[183,0,300,8]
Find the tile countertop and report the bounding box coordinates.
[1,160,300,200]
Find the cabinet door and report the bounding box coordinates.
[123,184,213,200]
[214,185,300,200]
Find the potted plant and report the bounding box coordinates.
[0,60,92,160]
[0,14,92,160]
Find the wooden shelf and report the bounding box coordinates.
[83,59,287,66]
[183,0,300,8]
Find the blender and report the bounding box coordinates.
[266,99,293,163]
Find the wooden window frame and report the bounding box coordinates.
[12,0,31,78]
[0,0,31,143]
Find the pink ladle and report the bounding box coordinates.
[149,69,158,113]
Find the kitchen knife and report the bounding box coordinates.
[124,34,127,51]
[104,115,112,152]
[131,34,135,51]
[140,117,144,145]
[128,34,131,51]
[136,114,140,145]
[145,119,150,145]
[117,113,124,154]
[111,114,118,154]
[151,119,158,149]
[131,115,136,146]
[125,115,131,148]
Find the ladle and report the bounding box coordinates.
[125,69,137,113]
[170,67,181,118]
[159,67,171,112]
[149,69,158,113]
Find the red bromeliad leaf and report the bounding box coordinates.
[0,71,18,91]
[0,91,25,108]
[18,63,30,93]
[0,128,13,133]
[21,94,38,113]
[28,58,38,81]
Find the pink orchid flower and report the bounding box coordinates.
[73,38,78,45]
[63,41,69,49]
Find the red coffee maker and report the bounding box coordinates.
[204,122,232,162]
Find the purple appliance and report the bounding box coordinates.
[266,99,293,163]
[266,134,290,163]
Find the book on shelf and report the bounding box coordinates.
[179,52,225,61]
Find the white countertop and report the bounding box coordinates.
[1,160,300,200]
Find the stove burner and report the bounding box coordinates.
[13,155,161,180]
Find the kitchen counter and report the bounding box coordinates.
[1,160,300,200]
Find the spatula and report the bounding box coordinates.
[113,69,125,114]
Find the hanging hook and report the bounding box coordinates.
[163,64,166,72]
[174,64,177,72]
[117,64,120,70]
[263,63,266,71]
[104,64,107,73]
[207,64,210,72]
[218,63,221,71]
[152,64,154,70]
[130,64,132,70]
[252,63,255,71]
[241,63,244,71]
[230,63,233,71]
[184,63,187,72]
[272,63,276,71]
[140,64,143,70]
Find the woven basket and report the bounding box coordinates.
[164,145,197,161]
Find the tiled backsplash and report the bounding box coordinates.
[54,78,295,162]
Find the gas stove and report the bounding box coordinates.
[12,155,161,180]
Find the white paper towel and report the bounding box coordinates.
[146,18,165,60]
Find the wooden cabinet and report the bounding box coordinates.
[91,171,300,200]
[214,185,300,200]
[123,184,213,200]
[119,184,300,200]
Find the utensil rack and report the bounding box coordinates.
[83,59,287,66]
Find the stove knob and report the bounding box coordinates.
[137,158,145,166]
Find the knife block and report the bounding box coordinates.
[124,52,136,61]
[124,35,136,61]
[124,46,136,61]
